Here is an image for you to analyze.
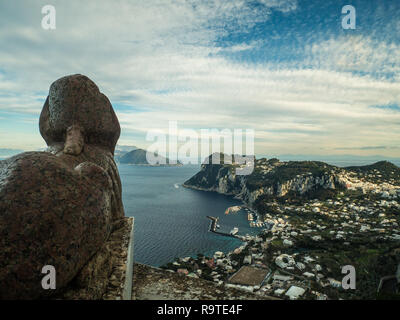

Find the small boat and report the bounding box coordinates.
[230,227,239,235]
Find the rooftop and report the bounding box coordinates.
[132,263,276,300]
[227,266,270,287]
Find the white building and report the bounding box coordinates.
[285,286,306,300]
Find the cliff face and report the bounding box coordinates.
[184,154,400,211]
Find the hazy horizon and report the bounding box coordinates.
[1,146,400,168]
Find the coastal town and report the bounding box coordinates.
[162,157,400,300]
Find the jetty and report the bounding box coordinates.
[206,216,238,238]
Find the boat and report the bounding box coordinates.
[230,227,239,235]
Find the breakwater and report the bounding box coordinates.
[206,216,238,238]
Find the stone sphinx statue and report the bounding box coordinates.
[0,74,125,299]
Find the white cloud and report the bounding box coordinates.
[0,1,399,157]
[305,35,400,78]
[114,62,400,156]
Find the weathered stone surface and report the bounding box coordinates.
[0,74,125,299]
[61,218,133,300]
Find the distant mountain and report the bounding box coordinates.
[261,154,400,167]
[118,148,182,166]
[116,145,137,152]
[114,145,137,158]
[345,160,400,183]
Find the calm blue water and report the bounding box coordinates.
[118,164,259,267]
[3,155,399,266]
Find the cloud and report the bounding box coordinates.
[220,41,261,52]
[0,0,399,158]
[305,35,400,79]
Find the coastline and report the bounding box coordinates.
[182,182,237,197]
[119,164,250,267]
[182,183,262,220]
[180,182,267,258]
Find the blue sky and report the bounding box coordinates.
[0,0,399,158]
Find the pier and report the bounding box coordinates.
[206,216,238,238]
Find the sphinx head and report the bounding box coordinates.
[39,74,120,155]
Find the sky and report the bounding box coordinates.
[0,0,399,159]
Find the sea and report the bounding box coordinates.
[2,155,400,267]
[119,164,259,267]
[119,158,400,267]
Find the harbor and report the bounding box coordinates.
[206,205,272,242]
[225,205,269,228]
[206,216,239,238]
